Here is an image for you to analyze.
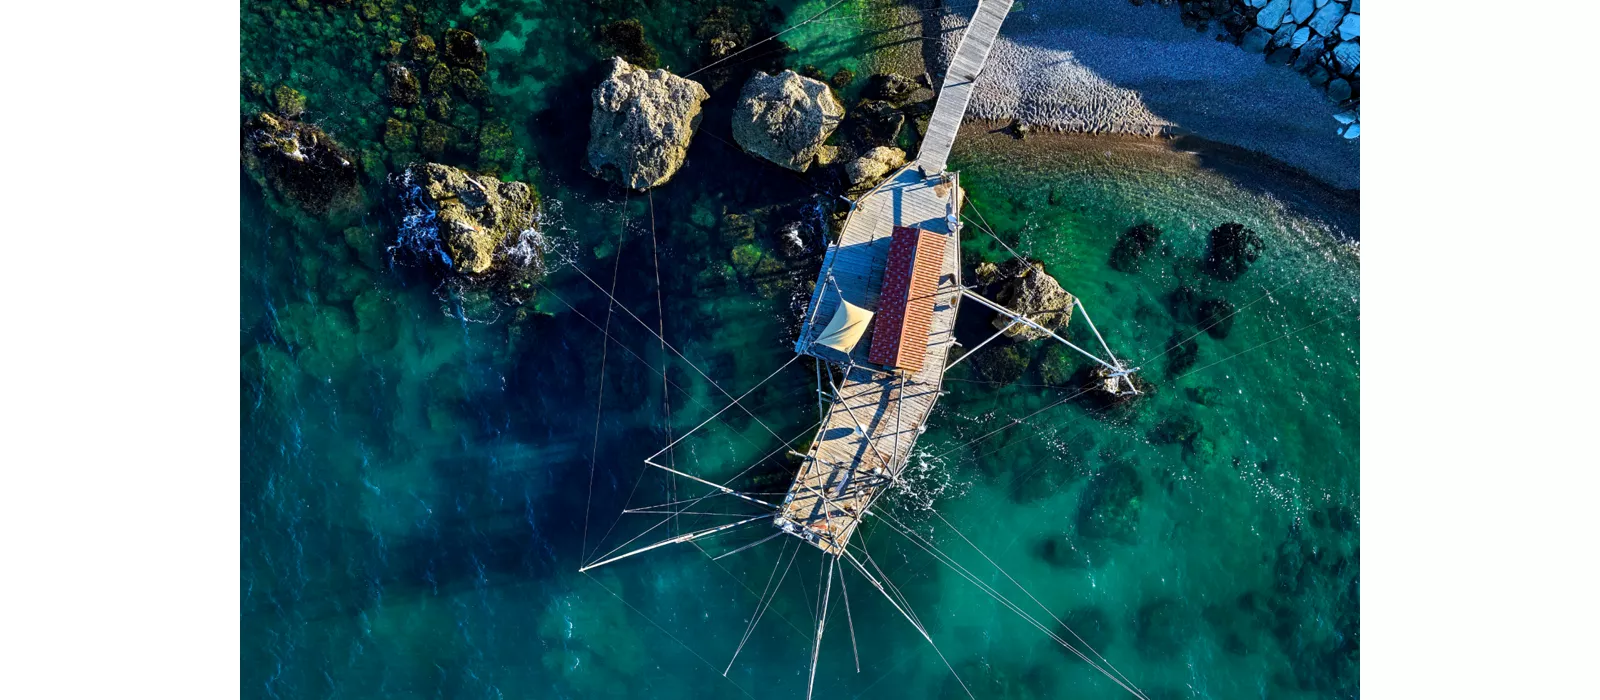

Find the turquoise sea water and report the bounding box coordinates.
[241,2,1358,698]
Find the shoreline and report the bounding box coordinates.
[951,121,1361,241]
[861,0,1359,191]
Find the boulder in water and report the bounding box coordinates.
[392,162,542,281]
[586,57,710,190]
[1202,222,1264,282]
[1076,459,1143,542]
[844,146,906,189]
[731,69,845,172]
[242,112,363,220]
[982,258,1075,340]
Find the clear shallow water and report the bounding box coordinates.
[241,2,1358,698]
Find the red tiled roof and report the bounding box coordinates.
[868,226,946,373]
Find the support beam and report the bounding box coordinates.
[960,288,1120,372]
[580,513,773,572]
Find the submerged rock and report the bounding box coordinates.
[731,69,845,172]
[981,258,1075,340]
[1109,222,1163,272]
[1076,459,1143,542]
[844,146,906,189]
[241,112,363,220]
[597,18,660,69]
[586,57,710,190]
[1202,222,1265,282]
[392,162,543,281]
[864,72,918,103]
[1197,297,1237,339]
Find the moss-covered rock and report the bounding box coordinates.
[242,111,364,221]
[273,85,307,117]
[453,68,488,103]
[386,62,421,106]
[407,32,435,62]
[382,117,416,150]
[597,18,660,69]
[969,343,1031,385]
[442,28,487,74]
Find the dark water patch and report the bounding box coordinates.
[1075,456,1144,543]
[1133,597,1196,659]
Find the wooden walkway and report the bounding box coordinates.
[917,0,1015,174]
[778,168,963,555]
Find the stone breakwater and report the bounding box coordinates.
[1157,0,1360,137]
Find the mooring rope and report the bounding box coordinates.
[580,186,632,565]
[685,0,856,78]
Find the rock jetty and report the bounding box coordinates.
[587,57,710,190]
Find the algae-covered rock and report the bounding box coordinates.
[392,162,542,280]
[386,63,421,106]
[981,258,1075,340]
[597,18,660,69]
[844,146,905,189]
[273,85,307,118]
[242,112,363,220]
[1109,222,1162,273]
[442,28,487,74]
[731,70,845,172]
[586,57,710,190]
[383,118,416,151]
[1202,222,1264,282]
[969,343,1030,385]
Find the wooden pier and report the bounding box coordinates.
[776,0,1014,557]
[779,169,964,555]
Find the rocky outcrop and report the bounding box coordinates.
[844,146,906,189]
[242,111,363,219]
[586,57,710,190]
[977,258,1075,341]
[392,162,542,280]
[731,70,845,172]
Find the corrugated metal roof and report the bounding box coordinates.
[868,226,947,373]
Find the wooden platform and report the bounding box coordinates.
[777,168,964,556]
[917,0,1015,174]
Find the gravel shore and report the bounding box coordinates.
[902,0,1359,190]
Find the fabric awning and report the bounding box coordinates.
[815,300,874,354]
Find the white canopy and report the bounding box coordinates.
[814,300,873,354]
